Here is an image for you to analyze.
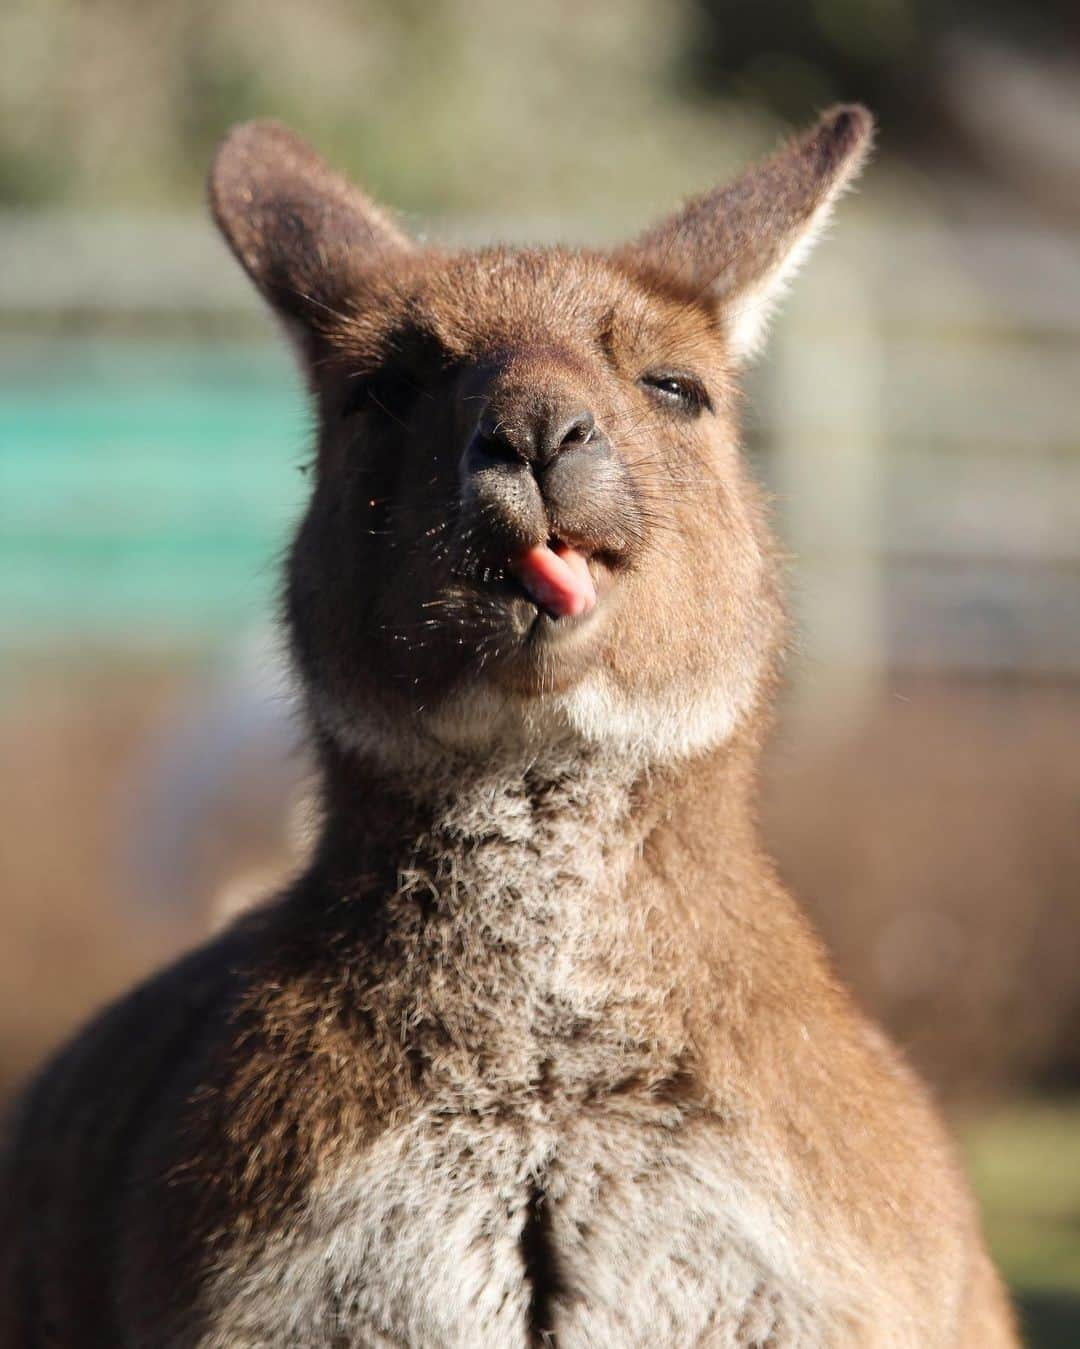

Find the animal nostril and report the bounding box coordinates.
[468,405,598,473]
[472,423,526,466]
[555,410,595,452]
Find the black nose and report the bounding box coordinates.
[473,405,596,469]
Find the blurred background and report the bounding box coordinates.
[1,0,1078,1338]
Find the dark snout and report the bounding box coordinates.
[471,400,597,470]
[459,363,639,564]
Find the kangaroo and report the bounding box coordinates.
[0,108,1018,1348]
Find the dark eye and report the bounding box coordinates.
[639,372,712,416]
[341,371,420,425]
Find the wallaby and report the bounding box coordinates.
[0,108,1018,1348]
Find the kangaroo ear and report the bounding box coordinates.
[209,121,412,335]
[627,106,874,362]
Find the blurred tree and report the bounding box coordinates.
[0,0,756,217]
[685,0,1076,149]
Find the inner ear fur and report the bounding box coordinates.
[626,105,874,361]
[209,120,412,331]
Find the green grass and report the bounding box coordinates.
[961,1100,1080,1347]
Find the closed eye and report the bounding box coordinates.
[638,371,712,417]
[341,371,421,426]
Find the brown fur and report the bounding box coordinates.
[0,109,1017,1346]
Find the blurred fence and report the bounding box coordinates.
[757,217,1080,711]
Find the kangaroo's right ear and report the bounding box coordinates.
[209,121,412,336]
[625,106,873,363]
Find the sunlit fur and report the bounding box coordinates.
[272,243,779,777]
[0,110,1017,1348]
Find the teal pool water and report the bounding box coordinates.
[1,336,311,648]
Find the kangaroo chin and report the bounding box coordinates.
[0,108,1018,1348]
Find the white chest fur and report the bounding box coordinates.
[201,1105,874,1349]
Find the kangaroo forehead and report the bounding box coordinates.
[335,246,725,368]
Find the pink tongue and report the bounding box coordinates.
[512,543,597,619]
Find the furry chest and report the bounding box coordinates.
[206,1108,841,1348]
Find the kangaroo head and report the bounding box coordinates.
[210,109,872,765]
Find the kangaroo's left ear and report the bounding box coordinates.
[624,105,874,362]
[209,120,413,341]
